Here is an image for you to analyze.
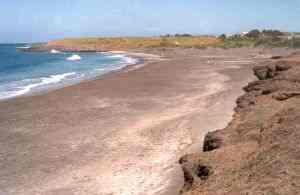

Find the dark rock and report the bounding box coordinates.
[249,100,255,105]
[270,56,283,59]
[253,66,268,80]
[179,155,193,192]
[275,64,291,71]
[179,155,189,164]
[203,132,222,152]
[273,93,289,101]
[196,165,211,180]
[262,89,273,95]
[273,92,300,101]
[253,66,276,80]
[179,157,212,193]
[243,81,264,92]
[181,165,194,192]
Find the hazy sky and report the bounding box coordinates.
[1,0,300,42]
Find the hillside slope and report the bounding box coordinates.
[45,36,220,51]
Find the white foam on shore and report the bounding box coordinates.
[50,49,62,54]
[0,72,76,100]
[67,54,82,61]
[0,52,138,100]
[16,45,31,49]
[107,54,138,65]
[121,56,138,65]
[108,54,125,58]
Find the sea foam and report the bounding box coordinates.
[67,54,82,61]
[50,49,62,54]
[107,54,138,65]
[108,54,126,58]
[0,45,139,100]
[122,56,138,64]
[16,45,31,49]
[0,72,76,100]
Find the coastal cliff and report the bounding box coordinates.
[179,53,300,194]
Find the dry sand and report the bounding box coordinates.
[0,48,292,195]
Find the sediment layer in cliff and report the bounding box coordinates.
[180,52,300,195]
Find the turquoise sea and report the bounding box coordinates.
[0,44,137,100]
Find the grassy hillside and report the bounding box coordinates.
[45,30,300,51]
[216,30,300,49]
[47,36,221,51]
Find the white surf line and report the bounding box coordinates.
[109,51,163,59]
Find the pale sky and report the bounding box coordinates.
[1,0,300,42]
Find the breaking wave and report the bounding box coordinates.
[67,54,82,61]
[107,54,138,65]
[0,72,76,100]
[50,49,62,54]
[0,46,140,100]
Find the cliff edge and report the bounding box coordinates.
[179,52,300,195]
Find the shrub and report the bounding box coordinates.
[174,33,193,37]
[246,29,261,38]
[262,29,284,37]
[288,37,300,48]
[218,34,226,41]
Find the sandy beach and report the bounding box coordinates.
[0,48,292,195]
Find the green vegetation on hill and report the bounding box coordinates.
[216,35,257,48]
[216,29,300,48]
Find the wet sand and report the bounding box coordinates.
[0,48,290,195]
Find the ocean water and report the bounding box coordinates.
[0,44,137,100]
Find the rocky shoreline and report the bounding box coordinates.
[179,52,300,194]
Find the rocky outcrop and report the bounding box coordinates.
[179,54,300,195]
[253,65,276,80]
[202,132,222,152]
[275,64,291,71]
[273,91,300,101]
[179,154,212,193]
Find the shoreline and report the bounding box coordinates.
[0,47,295,195]
[0,50,162,102]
